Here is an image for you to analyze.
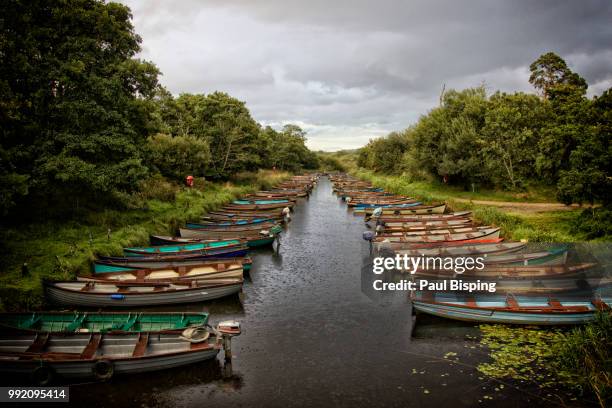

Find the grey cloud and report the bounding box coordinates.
[121,0,612,150]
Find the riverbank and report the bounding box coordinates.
[0,170,290,311]
[351,169,600,242]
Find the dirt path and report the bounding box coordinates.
[452,198,587,214]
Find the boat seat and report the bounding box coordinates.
[547,298,563,309]
[25,332,50,353]
[465,297,478,307]
[81,334,102,359]
[132,333,149,357]
[506,294,519,309]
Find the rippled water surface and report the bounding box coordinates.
[72,177,547,407]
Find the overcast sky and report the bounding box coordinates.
[120,0,612,151]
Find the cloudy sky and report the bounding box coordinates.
[120,0,612,151]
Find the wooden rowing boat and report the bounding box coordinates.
[0,322,240,384]
[185,221,279,232]
[347,198,419,207]
[378,226,493,237]
[0,312,209,333]
[373,227,501,246]
[203,213,284,223]
[413,262,596,279]
[44,278,244,307]
[88,259,246,280]
[379,219,473,230]
[125,240,248,257]
[179,224,282,243]
[394,242,526,257]
[195,217,276,226]
[412,292,610,324]
[156,233,276,248]
[368,211,472,222]
[357,203,447,215]
[224,200,293,211]
[94,256,252,272]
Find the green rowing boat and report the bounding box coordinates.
[0,312,209,333]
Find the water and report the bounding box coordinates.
[71,177,556,407]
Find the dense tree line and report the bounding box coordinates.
[358,52,611,207]
[0,0,318,219]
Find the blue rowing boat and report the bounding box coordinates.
[412,292,610,325]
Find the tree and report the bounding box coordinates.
[481,92,546,189]
[0,0,160,215]
[556,88,612,205]
[412,87,488,186]
[268,125,319,171]
[529,52,587,99]
[145,134,211,181]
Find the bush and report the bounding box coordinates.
[136,174,180,202]
[571,207,612,240]
[145,134,211,181]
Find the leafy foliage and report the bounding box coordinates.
[1,0,159,215]
[357,52,610,208]
[0,1,319,221]
[145,134,211,181]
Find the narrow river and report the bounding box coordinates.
[72,176,541,407]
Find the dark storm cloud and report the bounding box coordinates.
[121,0,612,150]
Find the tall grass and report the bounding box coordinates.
[556,312,612,407]
[352,169,581,242]
[0,170,290,310]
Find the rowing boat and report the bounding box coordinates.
[0,312,209,333]
[185,221,278,232]
[412,262,595,279]
[197,217,276,226]
[393,242,526,257]
[379,219,473,230]
[44,278,244,307]
[412,292,610,324]
[178,225,282,246]
[368,211,472,222]
[88,259,246,280]
[156,233,276,248]
[94,256,252,272]
[0,322,240,384]
[373,227,501,246]
[125,239,248,257]
[357,204,447,215]
[224,201,293,211]
[379,226,492,236]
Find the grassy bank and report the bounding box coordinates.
[0,170,290,311]
[352,169,591,242]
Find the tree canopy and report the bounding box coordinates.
[0,0,318,219]
[358,52,610,206]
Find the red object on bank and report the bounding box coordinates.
[186,175,194,187]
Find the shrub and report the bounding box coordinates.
[145,134,211,181]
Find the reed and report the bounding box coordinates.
[555,312,611,408]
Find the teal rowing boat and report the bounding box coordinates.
[0,312,209,333]
[124,239,243,257]
[232,199,289,205]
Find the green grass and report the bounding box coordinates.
[353,169,557,203]
[0,170,290,311]
[352,169,589,242]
